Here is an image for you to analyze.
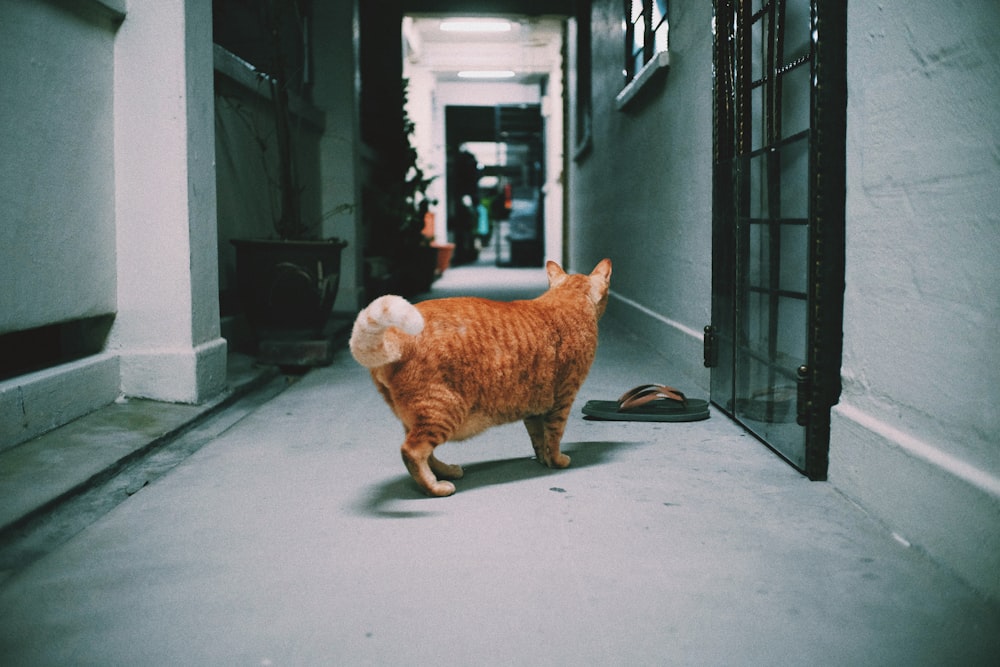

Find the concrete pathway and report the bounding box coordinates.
[1,261,998,666]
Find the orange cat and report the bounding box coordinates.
[350,259,612,496]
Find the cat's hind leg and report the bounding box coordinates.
[524,413,571,469]
[429,451,464,480]
[401,432,458,497]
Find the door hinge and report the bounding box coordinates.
[703,325,718,368]
[796,365,810,426]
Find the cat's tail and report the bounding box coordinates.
[349,295,425,368]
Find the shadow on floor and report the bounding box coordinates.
[354,439,648,518]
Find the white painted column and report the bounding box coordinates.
[542,36,565,266]
[111,0,227,403]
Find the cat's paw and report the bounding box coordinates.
[426,480,457,497]
[437,463,464,480]
[550,453,571,469]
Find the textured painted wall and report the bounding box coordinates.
[840,0,1000,473]
[831,0,1000,598]
[0,1,118,334]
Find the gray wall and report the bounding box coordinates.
[839,0,999,470]
[0,0,119,334]
[570,1,715,390]
[214,53,325,305]
[832,0,1000,600]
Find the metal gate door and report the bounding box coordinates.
[709,0,847,479]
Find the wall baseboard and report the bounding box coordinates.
[605,292,709,394]
[831,403,1000,602]
[0,354,120,453]
[118,338,229,405]
[607,290,1000,602]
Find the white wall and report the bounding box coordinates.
[541,43,566,265]
[570,0,714,391]
[0,0,118,334]
[413,79,545,244]
[831,0,1000,600]
[402,68,444,239]
[406,76,566,262]
[2,0,229,451]
[0,0,124,450]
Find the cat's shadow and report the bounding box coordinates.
[354,440,645,518]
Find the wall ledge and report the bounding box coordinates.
[0,354,120,453]
[213,44,325,132]
[616,51,671,111]
[92,0,126,19]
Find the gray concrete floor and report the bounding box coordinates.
[1,258,999,666]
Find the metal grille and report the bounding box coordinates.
[711,0,847,480]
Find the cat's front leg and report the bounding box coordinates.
[524,415,547,462]
[524,414,571,469]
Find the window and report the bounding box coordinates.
[617,0,670,109]
[624,0,668,83]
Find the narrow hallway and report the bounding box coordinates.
[1,262,997,665]
[2,2,998,662]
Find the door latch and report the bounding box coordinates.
[703,325,718,368]
[796,365,810,426]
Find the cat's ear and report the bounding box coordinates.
[588,259,612,303]
[546,260,568,287]
[590,258,612,282]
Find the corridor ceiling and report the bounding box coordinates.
[404,15,564,84]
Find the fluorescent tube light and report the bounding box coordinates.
[440,20,512,33]
[457,70,517,79]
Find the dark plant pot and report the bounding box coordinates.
[231,237,348,339]
[431,242,455,277]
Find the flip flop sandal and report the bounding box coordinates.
[582,383,710,422]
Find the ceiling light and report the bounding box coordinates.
[440,19,512,33]
[457,70,517,79]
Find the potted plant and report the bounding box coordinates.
[220,0,350,359]
[363,78,439,298]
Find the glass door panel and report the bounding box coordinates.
[735,0,812,470]
[712,0,846,479]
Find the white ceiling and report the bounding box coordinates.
[404,15,564,84]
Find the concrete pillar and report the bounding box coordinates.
[110,0,227,403]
